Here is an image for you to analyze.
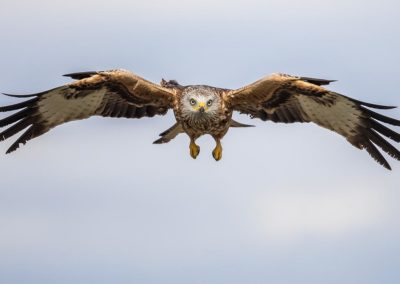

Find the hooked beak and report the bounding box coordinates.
[197,102,206,113]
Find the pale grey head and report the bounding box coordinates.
[180,86,221,121]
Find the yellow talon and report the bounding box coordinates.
[189,140,200,159]
[212,140,223,161]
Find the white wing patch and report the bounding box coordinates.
[38,87,106,126]
[297,94,362,137]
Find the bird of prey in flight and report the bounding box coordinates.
[1,69,399,169]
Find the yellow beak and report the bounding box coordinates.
[194,102,207,112]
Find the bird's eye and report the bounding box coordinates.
[207,99,213,106]
[190,98,196,106]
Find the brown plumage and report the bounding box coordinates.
[1,69,399,170]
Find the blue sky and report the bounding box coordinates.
[0,0,399,283]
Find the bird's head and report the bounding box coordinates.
[181,86,221,118]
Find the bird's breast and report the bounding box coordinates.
[176,111,232,138]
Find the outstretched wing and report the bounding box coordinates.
[0,69,176,153]
[225,73,400,170]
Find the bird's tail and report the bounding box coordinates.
[153,123,184,144]
[229,119,254,128]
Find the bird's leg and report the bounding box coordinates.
[189,138,200,159]
[212,138,223,161]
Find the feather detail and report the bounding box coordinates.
[0,69,175,153]
[226,73,400,170]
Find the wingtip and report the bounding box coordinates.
[2,92,41,98]
[363,103,397,110]
[62,72,79,77]
[324,79,337,83]
[383,163,392,171]
[299,76,337,86]
[230,119,255,128]
[2,93,28,98]
[63,71,99,80]
[153,137,169,144]
[5,147,17,154]
[384,105,397,109]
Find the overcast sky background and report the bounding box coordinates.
[0,0,400,283]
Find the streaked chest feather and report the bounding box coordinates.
[176,107,232,136]
[183,115,227,131]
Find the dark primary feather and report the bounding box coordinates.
[342,94,396,110]
[0,96,47,153]
[277,74,336,86]
[299,76,337,86]
[360,106,400,126]
[226,73,400,170]
[98,93,168,119]
[359,138,392,170]
[0,107,36,127]
[63,71,99,80]
[0,69,175,153]
[366,118,400,142]
[0,97,39,112]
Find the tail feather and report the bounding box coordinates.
[230,119,254,128]
[153,123,183,144]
